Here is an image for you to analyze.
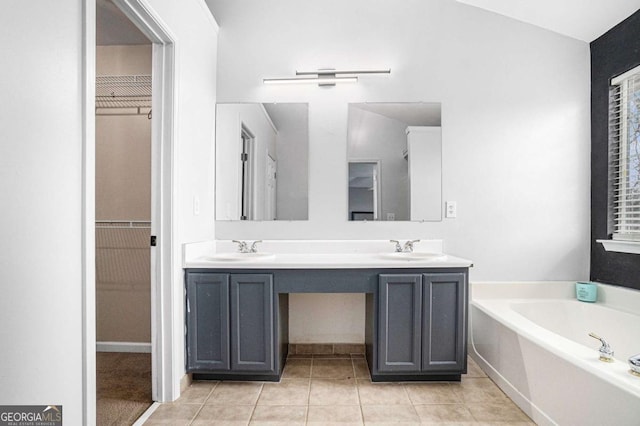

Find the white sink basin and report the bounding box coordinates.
[379,252,446,261]
[202,252,276,262]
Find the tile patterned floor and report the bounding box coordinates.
[143,355,534,425]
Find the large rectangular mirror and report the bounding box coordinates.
[347,102,442,221]
[215,103,309,221]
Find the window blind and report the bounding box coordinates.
[609,65,640,240]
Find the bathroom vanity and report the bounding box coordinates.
[183,241,472,382]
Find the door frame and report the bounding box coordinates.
[83,0,177,422]
[240,124,256,220]
[348,159,382,220]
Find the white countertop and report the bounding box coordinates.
[183,240,473,269]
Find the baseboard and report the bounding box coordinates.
[132,402,160,426]
[96,341,152,353]
[289,343,365,355]
[180,373,192,395]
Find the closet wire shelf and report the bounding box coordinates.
[96,75,152,115]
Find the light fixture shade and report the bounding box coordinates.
[263,76,358,85]
[263,68,390,86]
[296,69,390,76]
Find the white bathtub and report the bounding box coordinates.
[470,281,640,426]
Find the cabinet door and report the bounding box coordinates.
[186,273,230,371]
[422,273,466,371]
[378,274,422,372]
[230,274,275,372]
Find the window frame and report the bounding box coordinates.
[599,64,640,254]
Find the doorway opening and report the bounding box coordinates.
[240,125,255,220]
[96,1,153,423]
[348,161,381,221]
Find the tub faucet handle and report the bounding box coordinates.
[390,240,402,252]
[589,332,614,362]
[629,354,640,377]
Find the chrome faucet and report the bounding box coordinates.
[629,354,640,376]
[232,240,262,253]
[390,240,421,253]
[589,333,614,362]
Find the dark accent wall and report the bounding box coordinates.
[590,9,640,290]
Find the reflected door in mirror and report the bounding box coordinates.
[349,162,380,220]
[347,103,442,222]
[215,103,309,221]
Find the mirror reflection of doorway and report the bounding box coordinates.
[240,125,255,220]
[348,161,381,221]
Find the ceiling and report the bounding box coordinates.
[96,0,149,46]
[99,0,639,46]
[456,0,640,42]
[351,103,442,127]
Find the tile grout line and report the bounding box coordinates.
[353,358,366,425]
[172,355,529,425]
[306,356,313,424]
[246,382,263,424]
[186,382,216,426]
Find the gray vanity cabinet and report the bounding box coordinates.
[378,272,466,374]
[377,274,423,372]
[186,272,274,374]
[186,266,468,382]
[186,273,230,371]
[230,274,274,372]
[422,273,466,372]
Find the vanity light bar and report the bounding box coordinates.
[295,69,391,76]
[263,68,390,86]
[263,76,358,85]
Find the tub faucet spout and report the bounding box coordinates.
[589,332,614,362]
[629,354,640,377]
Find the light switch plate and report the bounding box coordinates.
[445,201,457,218]
[193,196,200,215]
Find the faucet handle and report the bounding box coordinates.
[403,240,421,252]
[232,240,249,253]
[589,332,614,362]
[250,240,262,253]
[390,240,402,252]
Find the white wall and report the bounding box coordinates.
[208,0,591,342]
[0,1,88,423]
[271,104,309,220]
[407,126,442,221]
[143,0,219,399]
[0,0,218,420]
